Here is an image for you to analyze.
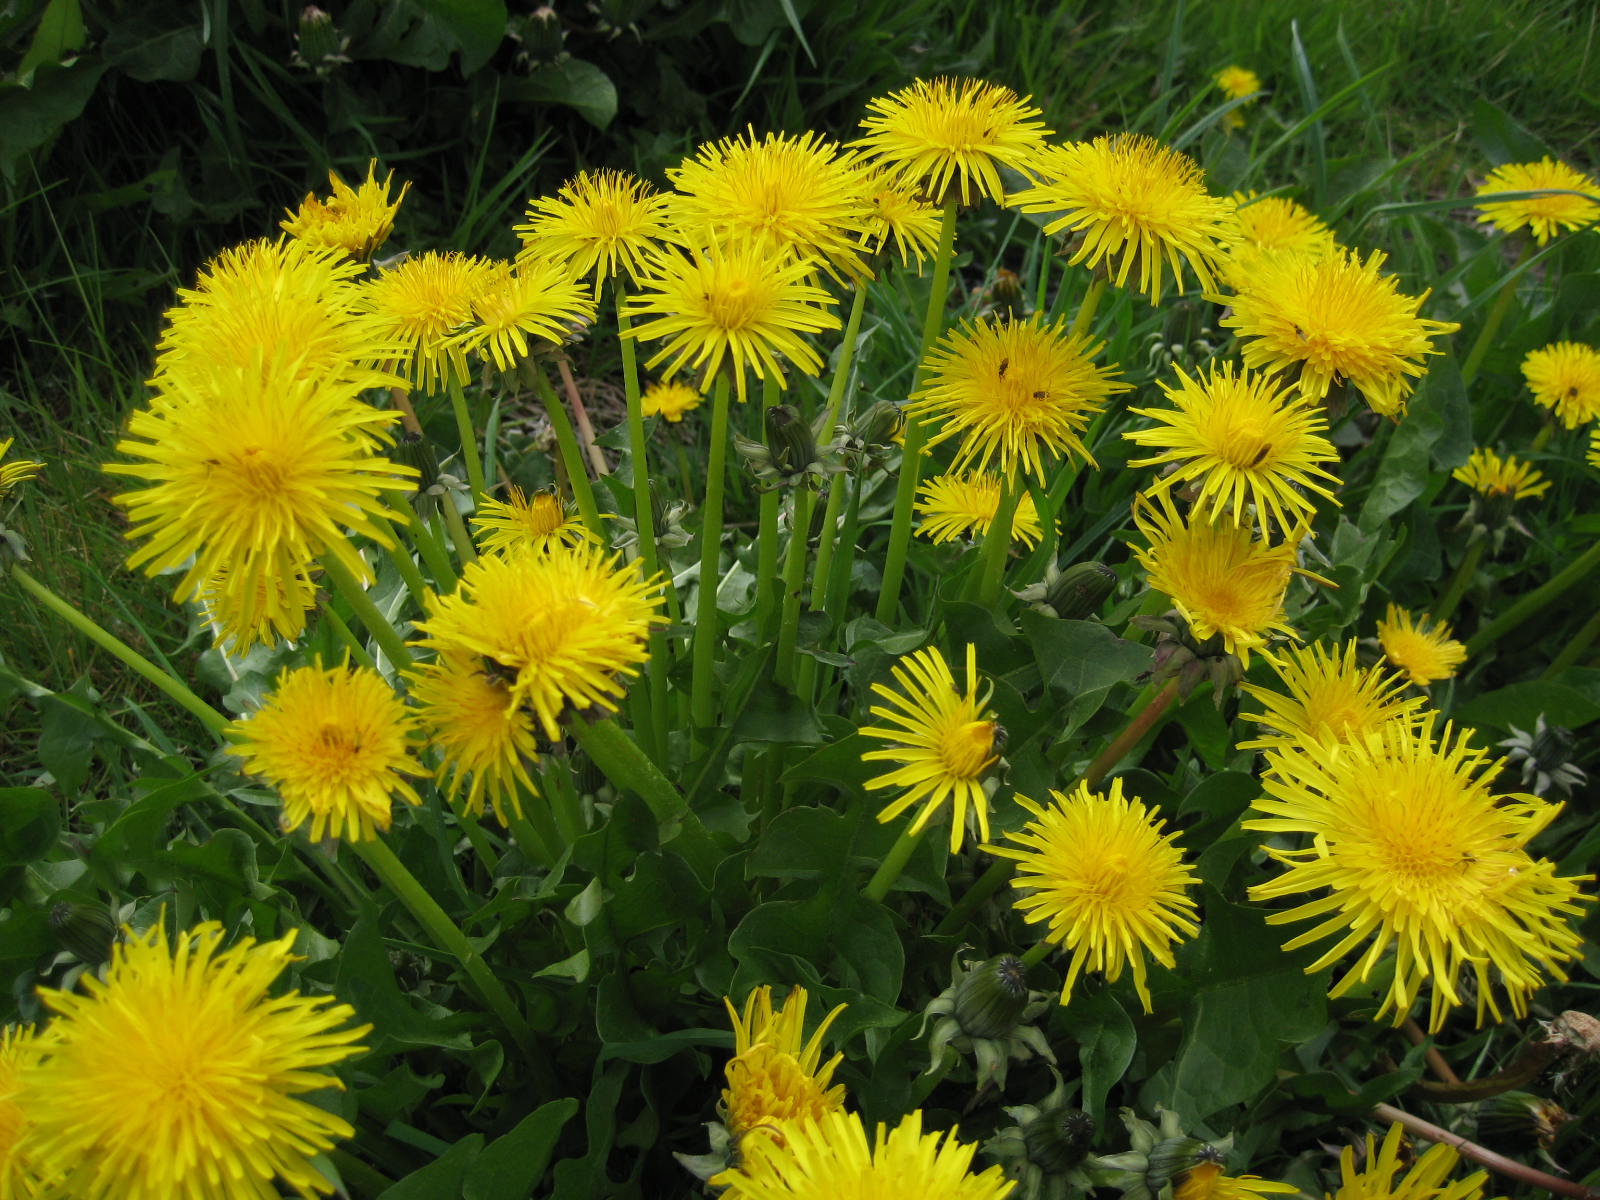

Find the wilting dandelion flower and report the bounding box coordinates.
[0,1024,44,1199]
[1328,1123,1491,1200]
[227,660,424,842]
[408,651,541,824]
[1238,640,1425,756]
[1213,66,1262,129]
[1523,341,1600,429]
[1475,158,1600,245]
[985,778,1200,1011]
[281,159,409,261]
[717,1109,1014,1200]
[853,76,1051,207]
[1125,361,1341,532]
[640,380,703,422]
[1452,447,1550,501]
[916,472,1049,548]
[1009,133,1234,303]
[907,314,1128,481]
[0,437,43,502]
[720,986,847,1147]
[359,250,494,392]
[21,920,369,1200]
[1246,720,1591,1031]
[472,486,597,556]
[1376,604,1466,687]
[1223,248,1458,420]
[861,644,1001,853]
[450,258,596,374]
[515,168,671,299]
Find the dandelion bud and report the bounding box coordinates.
[391,430,441,495]
[952,955,1030,1039]
[849,400,904,448]
[1024,1109,1096,1173]
[766,404,820,477]
[1144,1138,1221,1195]
[292,7,349,76]
[1475,1091,1568,1162]
[48,901,117,966]
[513,6,566,66]
[1048,561,1118,620]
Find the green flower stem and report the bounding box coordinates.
[1431,535,1485,625]
[391,499,457,592]
[1460,240,1532,387]
[509,811,557,870]
[318,553,413,672]
[933,859,1011,936]
[445,377,486,508]
[372,512,432,609]
[1544,609,1600,678]
[440,495,479,566]
[862,822,927,904]
[691,374,734,735]
[798,477,851,705]
[820,279,871,431]
[1083,678,1182,789]
[1020,940,1052,969]
[530,364,602,534]
[1466,537,1600,657]
[875,199,961,624]
[454,809,501,876]
[1530,421,1555,454]
[352,836,534,1056]
[544,757,588,846]
[321,606,379,674]
[1070,275,1109,341]
[775,486,821,690]
[11,565,230,736]
[964,473,1023,608]
[211,789,369,912]
[755,375,783,639]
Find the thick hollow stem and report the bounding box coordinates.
[529,363,602,534]
[965,474,1023,608]
[445,377,486,507]
[1459,240,1532,387]
[318,552,413,672]
[1370,1103,1600,1200]
[1466,537,1600,657]
[1083,678,1182,789]
[1430,537,1484,625]
[862,823,927,904]
[775,486,820,691]
[691,374,734,735]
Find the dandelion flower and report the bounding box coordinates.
[1009,133,1234,304]
[1238,640,1425,756]
[1176,1160,1297,1200]
[1220,192,1337,288]
[861,644,1000,853]
[1475,158,1600,245]
[1,1024,44,1200]
[1376,604,1466,687]
[0,437,43,502]
[1245,720,1591,1031]
[1452,447,1549,501]
[1329,1123,1491,1200]
[450,258,596,374]
[1131,489,1309,667]
[640,380,703,422]
[1223,249,1458,420]
[359,251,493,392]
[199,556,320,656]
[1213,66,1262,129]
[228,660,424,842]
[472,485,598,556]
[624,238,840,404]
[853,167,943,268]
[413,543,666,741]
[721,986,847,1146]
[21,920,369,1200]
[717,1109,1014,1200]
[916,472,1049,548]
[853,76,1051,207]
[1125,361,1341,531]
[1590,427,1600,470]
[1522,341,1600,429]
[907,314,1128,481]
[985,778,1200,1011]
[515,168,671,299]
[281,159,409,261]
[408,652,541,824]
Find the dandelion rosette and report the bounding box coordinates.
[1375,604,1466,687]
[985,778,1200,1012]
[449,257,597,374]
[1475,157,1600,245]
[1245,719,1591,1031]
[515,168,672,299]
[359,250,494,392]
[852,76,1051,208]
[1238,640,1425,757]
[1223,248,1458,419]
[280,159,409,261]
[640,380,704,422]
[412,543,666,742]
[916,471,1049,548]
[906,314,1129,481]
[471,485,598,556]
[1124,360,1341,532]
[227,659,425,842]
[1330,1123,1490,1200]
[20,920,369,1200]
[720,986,847,1148]
[1452,447,1550,502]
[1522,341,1600,429]
[1009,133,1235,303]
[408,651,543,824]
[861,644,1001,853]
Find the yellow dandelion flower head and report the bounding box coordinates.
[1,1024,45,1199]
[1475,158,1600,245]
[1222,248,1459,420]
[640,379,704,422]
[852,164,944,268]
[1238,639,1426,756]
[1331,1124,1491,1200]
[985,778,1200,1012]
[450,257,597,374]
[721,986,847,1144]
[716,1108,1015,1200]
[1522,341,1600,429]
[1375,604,1466,687]
[228,659,424,842]
[623,237,840,404]
[1451,447,1550,501]
[515,168,671,299]
[106,350,417,610]
[915,471,1050,548]
[852,76,1052,208]
[906,313,1129,482]
[413,543,666,741]
[1220,191,1337,287]
[1214,66,1262,101]
[0,437,44,502]
[1176,1160,1298,1200]
[359,250,494,392]
[472,485,599,557]
[1125,360,1342,532]
[1590,427,1600,471]
[1245,720,1592,1031]
[1131,489,1307,668]
[281,159,410,261]
[199,555,320,657]
[667,128,873,279]
[1009,133,1234,304]
[21,919,369,1200]
[408,651,541,824]
[860,643,1000,853]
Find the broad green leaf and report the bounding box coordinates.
[1454,681,1600,732]
[464,1098,578,1200]
[1060,987,1135,1124]
[1358,359,1468,534]
[503,58,619,129]
[378,1134,483,1198]
[0,788,59,867]
[1471,98,1551,166]
[1022,612,1151,701]
[335,913,476,1052]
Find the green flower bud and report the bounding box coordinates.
[293,7,349,76]
[513,5,566,65]
[1025,1109,1097,1173]
[391,431,440,496]
[48,901,117,966]
[953,955,1030,1039]
[766,404,820,477]
[1047,561,1117,620]
[1476,1091,1568,1155]
[848,400,904,448]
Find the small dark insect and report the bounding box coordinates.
[997,357,1010,378]
[1246,443,1271,467]
[1032,390,1048,400]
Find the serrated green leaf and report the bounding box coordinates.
[464,1098,577,1200]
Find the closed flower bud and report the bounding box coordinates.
[1145,1138,1221,1194]
[953,955,1030,1039]
[1048,561,1118,620]
[849,400,904,448]
[1475,1091,1568,1156]
[392,430,441,496]
[48,901,117,966]
[292,7,350,76]
[1025,1109,1097,1173]
[766,404,820,477]
[513,6,566,65]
